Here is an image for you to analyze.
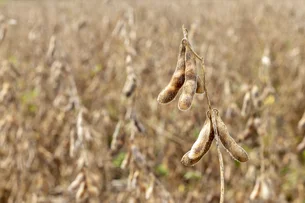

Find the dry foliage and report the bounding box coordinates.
[0,0,305,203]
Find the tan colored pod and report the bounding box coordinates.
[215,110,249,162]
[76,182,86,200]
[181,133,215,167]
[157,42,186,104]
[178,44,197,111]
[122,72,136,97]
[241,91,251,117]
[182,117,214,166]
[250,177,261,200]
[188,118,213,159]
[181,151,204,166]
[196,76,204,94]
[297,136,305,152]
[251,85,259,99]
[251,85,262,108]
[250,175,275,200]
[298,111,305,131]
[123,56,137,97]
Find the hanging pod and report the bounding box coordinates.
[157,40,186,104]
[181,113,214,166]
[195,75,204,94]
[178,40,197,111]
[188,115,213,159]
[241,91,251,117]
[181,151,205,166]
[214,109,249,162]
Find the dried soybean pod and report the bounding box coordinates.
[251,85,262,108]
[182,124,215,166]
[251,85,259,98]
[250,177,262,200]
[182,134,215,166]
[196,76,204,94]
[215,110,248,162]
[123,55,137,97]
[298,111,305,131]
[122,73,136,97]
[297,136,305,152]
[238,117,258,141]
[241,91,251,117]
[188,116,213,159]
[157,41,186,104]
[181,151,203,166]
[68,172,85,191]
[178,42,197,111]
[76,182,86,200]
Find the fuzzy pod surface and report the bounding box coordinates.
[196,76,204,94]
[188,117,213,159]
[157,42,186,104]
[215,110,249,162]
[178,44,197,111]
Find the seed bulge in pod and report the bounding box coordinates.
[188,117,213,159]
[215,110,249,162]
[181,151,202,166]
[178,43,197,111]
[157,42,186,104]
[181,125,215,166]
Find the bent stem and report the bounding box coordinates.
[183,25,224,203]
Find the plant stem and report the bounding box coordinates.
[202,62,212,111]
[211,109,225,203]
[182,25,224,203]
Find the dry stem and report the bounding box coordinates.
[211,110,225,203]
[182,25,224,203]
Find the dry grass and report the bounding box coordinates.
[0,0,305,202]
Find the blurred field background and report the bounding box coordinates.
[0,0,305,202]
